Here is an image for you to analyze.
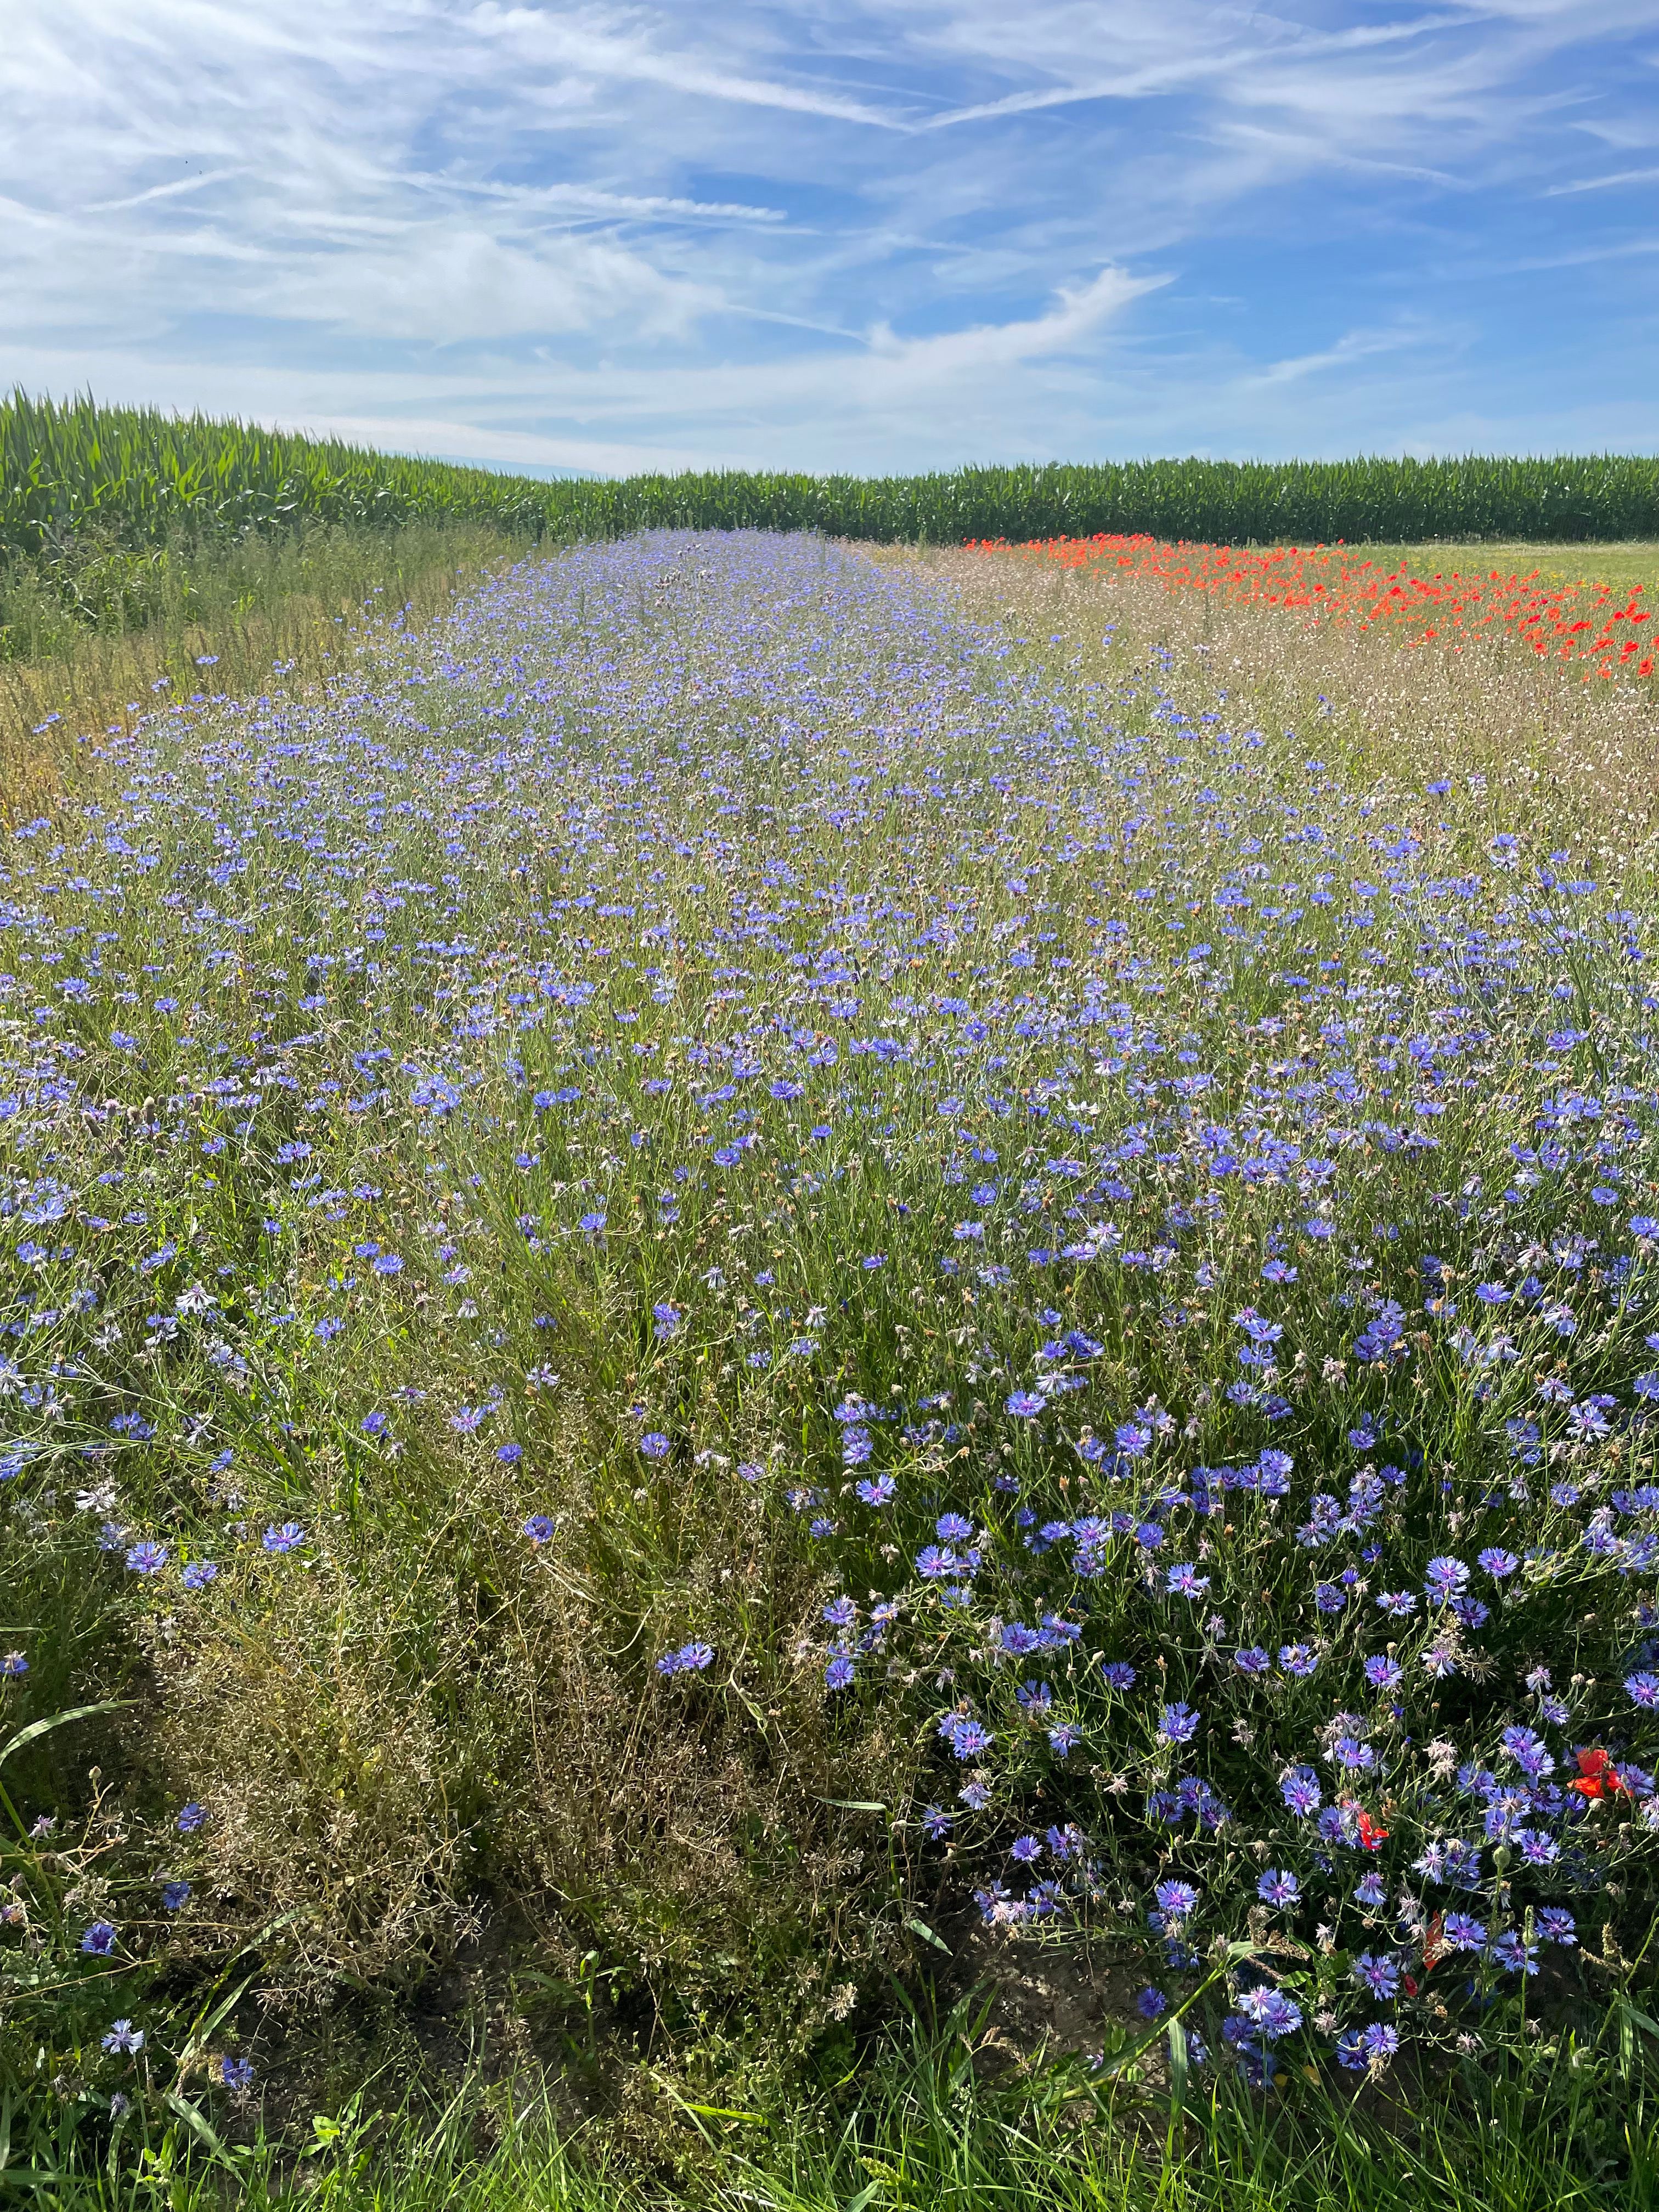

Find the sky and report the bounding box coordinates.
[4,1,1659,473]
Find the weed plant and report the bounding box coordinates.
[0,533,1656,2188]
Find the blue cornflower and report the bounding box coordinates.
[1626,1671,1659,1709]
[1257,1868,1300,1906]
[1424,1555,1470,1602]
[1006,1390,1045,1418]
[640,1432,671,1459]
[1159,1702,1199,1745]
[523,1514,556,1543]
[1352,1951,1400,1999]
[825,1655,855,1691]
[182,1561,217,1592]
[1281,1766,1322,1816]
[657,1640,714,1676]
[160,1880,191,1911]
[856,1474,897,1506]
[101,2019,143,2054]
[1136,1987,1167,2019]
[1236,1986,1301,2040]
[262,1522,306,1553]
[81,1920,117,1956]
[125,1541,168,1576]
[1441,1914,1486,1953]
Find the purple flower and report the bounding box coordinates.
[640,1432,671,1460]
[1257,1868,1300,1906]
[1158,1702,1199,1745]
[177,1802,206,1833]
[181,1561,217,1592]
[1154,1879,1199,1920]
[1005,1390,1045,1418]
[1166,1564,1210,1598]
[101,2019,143,2054]
[825,1654,855,1691]
[1136,1986,1167,2019]
[1424,1555,1469,1603]
[1626,1671,1659,1709]
[362,1410,390,1436]
[1441,1913,1486,1953]
[657,1640,714,1676]
[81,1920,117,1956]
[219,2056,255,2090]
[856,1474,897,1506]
[522,1514,556,1543]
[1352,1951,1400,1999]
[1477,1547,1519,1579]
[1236,1986,1301,2041]
[1281,1765,1322,1817]
[125,1541,168,1576]
[1363,1654,1403,1690]
[261,1522,306,1553]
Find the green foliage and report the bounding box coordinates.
[9,388,1659,558]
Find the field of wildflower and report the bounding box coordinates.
[2,526,1658,2199]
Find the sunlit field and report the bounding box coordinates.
[3,529,1657,2205]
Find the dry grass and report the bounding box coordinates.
[0,521,531,822]
[926,545,1659,870]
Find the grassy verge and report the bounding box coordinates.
[34,2007,1654,2212]
[0,519,531,819]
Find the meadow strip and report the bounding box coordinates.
[0,532,1655,2175]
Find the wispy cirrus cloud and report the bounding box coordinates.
[2,1,1657,469]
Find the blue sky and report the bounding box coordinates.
[5,2,1658,472]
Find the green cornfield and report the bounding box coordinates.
[7,387,1659,552]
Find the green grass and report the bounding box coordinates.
[29,2005,1655,2212]
[1339,541,1659,603]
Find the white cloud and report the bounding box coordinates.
[2,1,1657,467]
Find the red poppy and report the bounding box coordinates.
[1569,1747,1628,1801]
